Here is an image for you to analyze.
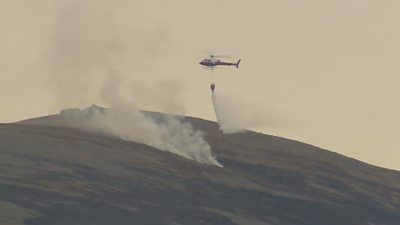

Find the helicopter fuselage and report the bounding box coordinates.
[199,58,241,68]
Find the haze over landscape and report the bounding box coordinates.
[1,0,399,171]
[1,2,400,224]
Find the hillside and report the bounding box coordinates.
[0,107,399,225]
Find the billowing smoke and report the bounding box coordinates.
[49,1,176,112]
[97,68,222,167]
[211,90,271,134]
[63,104,223,167]
[46,1,222,167]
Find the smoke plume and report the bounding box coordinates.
[45,1,222,167]
[62,104,223,167]
[97,68,222,167]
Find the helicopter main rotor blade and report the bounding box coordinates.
[210,54,232,59]
[202,50,231,58]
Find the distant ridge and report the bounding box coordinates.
[0,106,398,225]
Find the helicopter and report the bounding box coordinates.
[199,55,241,69]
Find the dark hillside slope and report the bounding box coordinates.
[0,110,399,225]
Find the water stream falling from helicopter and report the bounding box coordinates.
[210,68,215,92]
[200,54,242,133]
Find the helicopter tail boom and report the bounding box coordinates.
[236,59,241,68]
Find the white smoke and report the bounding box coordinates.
[95,68,223,167]
[45,1,222,167]
[72,104,222,167]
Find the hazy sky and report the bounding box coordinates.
[1,0,399,170]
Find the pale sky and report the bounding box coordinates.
[1,0,399,170]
